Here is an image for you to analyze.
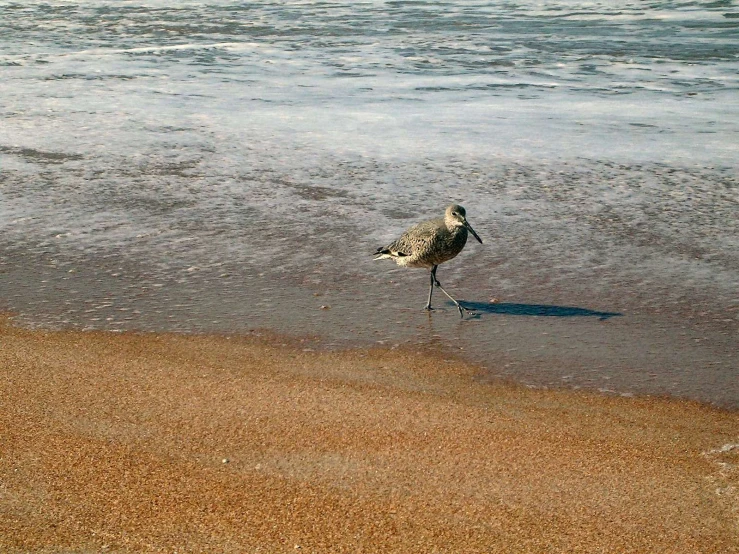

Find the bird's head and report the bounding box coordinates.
[445,204,482,244]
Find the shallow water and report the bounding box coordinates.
[1,1,737,407]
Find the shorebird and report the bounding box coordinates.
[374,204,482,317]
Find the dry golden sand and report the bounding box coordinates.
[1,316,737,553]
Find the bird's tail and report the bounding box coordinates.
[373,248,408,261]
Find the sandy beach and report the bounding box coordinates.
[1,315,737,553]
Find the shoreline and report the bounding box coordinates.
[2,315,737,552]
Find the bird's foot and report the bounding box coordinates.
[457,303,477,318]
[423,305,434,312]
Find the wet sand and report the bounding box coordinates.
[1,315,737,553]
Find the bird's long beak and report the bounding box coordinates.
[464,220,483,244]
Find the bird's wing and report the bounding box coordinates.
[389,219,446,257]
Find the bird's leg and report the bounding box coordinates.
[424,265,436,311]
[432,267,475,318]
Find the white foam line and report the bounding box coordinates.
[31,41,256,59]
[702,443,739,472]
[704,443,739,456]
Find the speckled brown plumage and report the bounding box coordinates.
[377,216,470,268]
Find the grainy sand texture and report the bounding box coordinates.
[1,316,737,553]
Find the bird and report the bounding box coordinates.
[374,204,482,317]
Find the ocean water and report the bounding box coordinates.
[1,1,737,406]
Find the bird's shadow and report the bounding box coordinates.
[460,301,622,321]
